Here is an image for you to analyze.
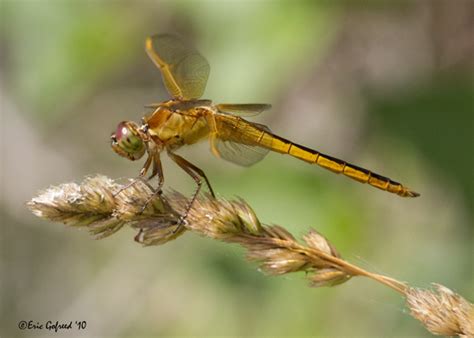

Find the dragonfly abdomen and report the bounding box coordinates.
[259,132,419,197]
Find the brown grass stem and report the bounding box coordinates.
[28,175,473,337]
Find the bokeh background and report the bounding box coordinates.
[1,1,472,337]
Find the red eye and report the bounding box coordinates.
[116,121,129,140]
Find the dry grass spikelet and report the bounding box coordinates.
[27,175,123,238]
[406,284,474,337]
[28,175,474,336]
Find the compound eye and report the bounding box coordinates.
[115,121,129,141]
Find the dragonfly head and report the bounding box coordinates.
[111,121,146,161]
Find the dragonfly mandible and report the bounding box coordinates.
[111,33,419,214]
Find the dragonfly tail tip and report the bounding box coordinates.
[407,190,420,198]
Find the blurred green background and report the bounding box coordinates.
[1,0,472,337]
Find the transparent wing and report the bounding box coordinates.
[145,34,210,100]
[144,103,160,109]
[211,114,271,167]
[213,139,270,167]
[216,103,272,117]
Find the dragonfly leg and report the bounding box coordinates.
[167,151,215,233]
[139,153,166,214]
[168,151,215,197]
[144,152,164,188]
[113,152,154,197]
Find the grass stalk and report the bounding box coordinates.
[28,175,473,337]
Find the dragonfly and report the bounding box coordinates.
[111,33,419,218]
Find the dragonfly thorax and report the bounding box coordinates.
[111,121,146,161]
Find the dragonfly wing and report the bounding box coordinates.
[216,104,272,117]
[145,34,210,100]
[213,139,270,167]
[144,103,160,109]
[211,115,271,167]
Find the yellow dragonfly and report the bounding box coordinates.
[111,33,419,212]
